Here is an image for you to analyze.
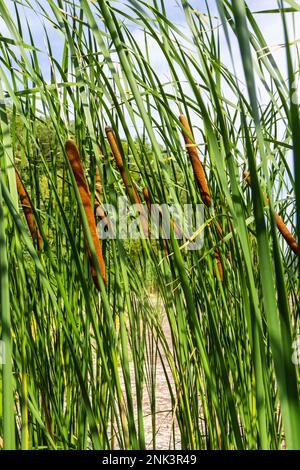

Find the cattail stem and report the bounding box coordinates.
[15,169,42,250]
[66,140,106,287]
[179,114,211,207]
[243,171,298,255]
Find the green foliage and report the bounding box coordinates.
[0,0,299,450]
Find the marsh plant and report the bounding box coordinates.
[0,0,299,450]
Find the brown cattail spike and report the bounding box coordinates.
[105,126,141,203]
[179,114,211,207]
[244,170,298,255]
[65,139,106,287]
[214,248,224,281]
[106,126,148,235]
[105,126,131,197]
[142,187,151,213]
[105,126,142,204]
[15,170,42,250]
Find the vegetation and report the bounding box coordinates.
[0,0,299,450]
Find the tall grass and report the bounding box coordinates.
[0,0,299,450]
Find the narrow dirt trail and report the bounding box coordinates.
[118,295,181,449]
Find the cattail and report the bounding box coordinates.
[214,248,224,281]
[215,220,223,240]
[106,126,148,234]
[243,171,298,255]
[105,126,138,201]
[15,169,42,250]
[65,139,106,287]
[179,114,211,207]
[142,187,151,214]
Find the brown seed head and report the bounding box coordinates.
[243,168,298,255]
[15,169,42,250]
[65,139,106,287]
[179,114,211,207]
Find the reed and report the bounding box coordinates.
[65,139,106,287]
[105,126,140,204]
[179,113,222,279]
[15,169,42,250]
[243,171,298,254]
[214,248,223,281]
[179,114,211,207]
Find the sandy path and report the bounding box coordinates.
[117,295,181,449]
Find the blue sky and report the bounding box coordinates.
[1,0,298,84]
[0,0,299,113]
[0,0,298,171]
